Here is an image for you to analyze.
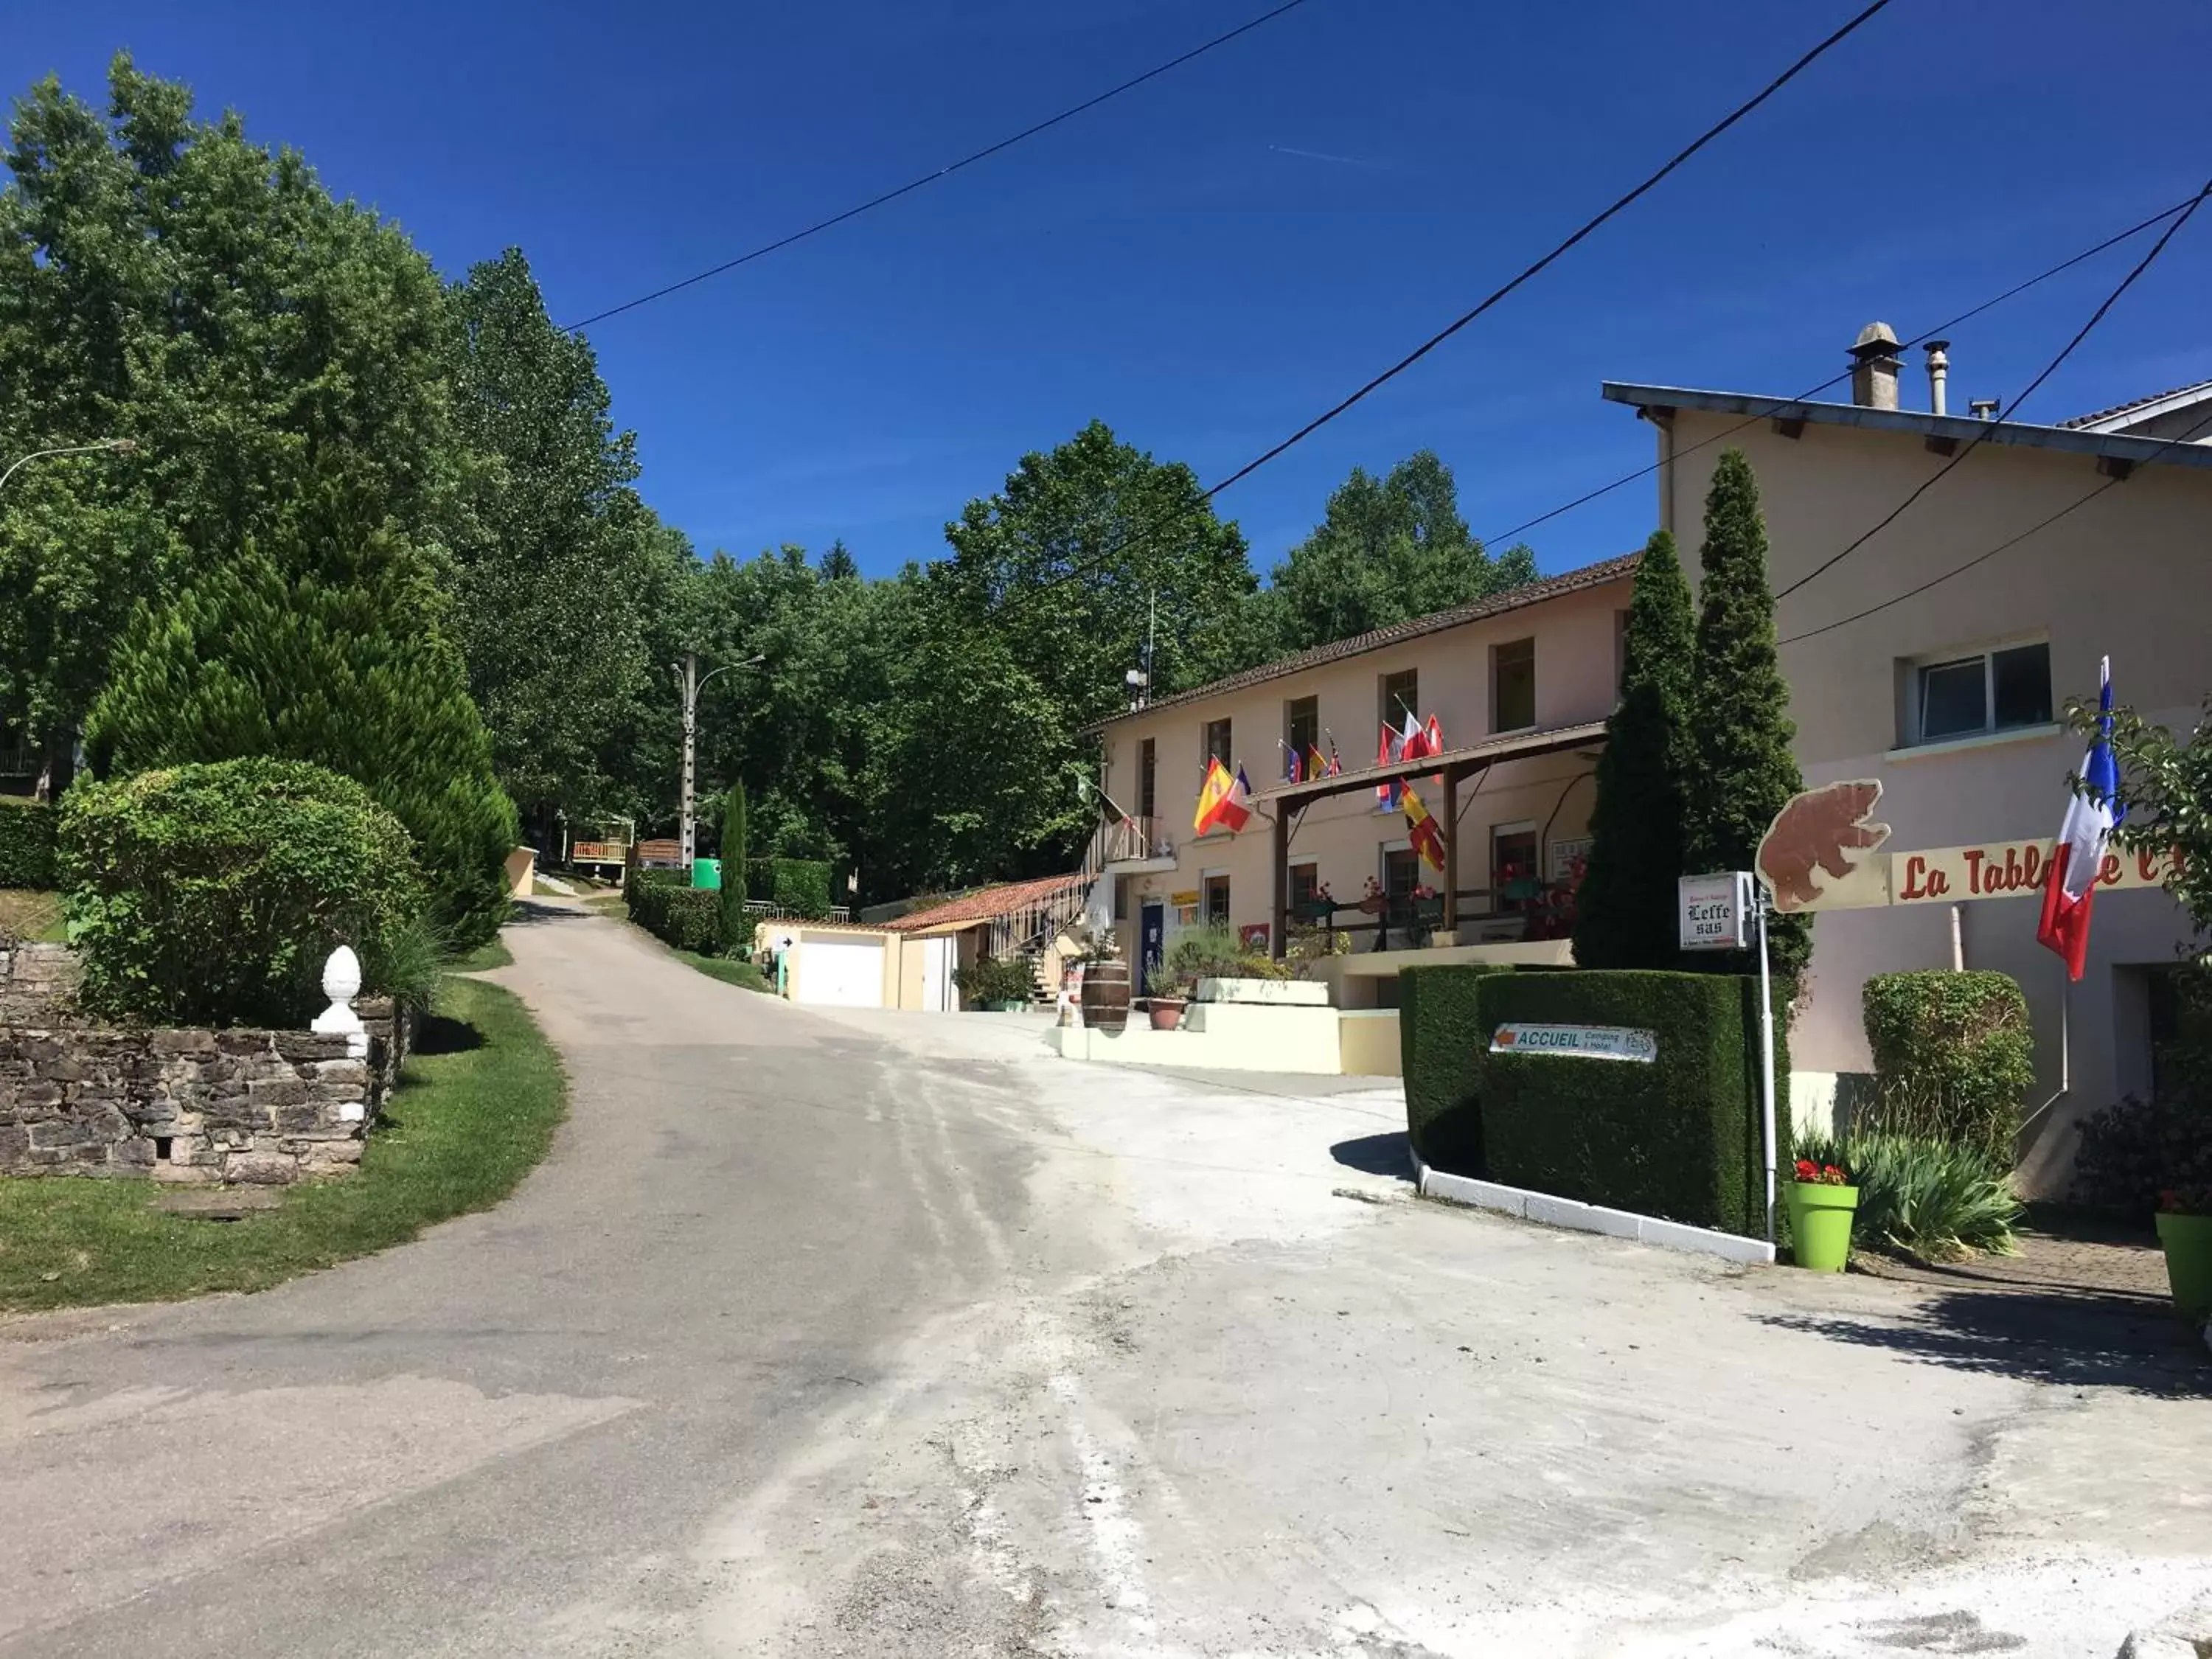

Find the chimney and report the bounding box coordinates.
[1969,397,2000,421]
[1924,340,1950,417]
[1848,321,1903,410]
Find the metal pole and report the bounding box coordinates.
[679,652,698,868]
[1756,883,1778,1245]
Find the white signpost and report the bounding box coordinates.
[1680,871,1777,1245]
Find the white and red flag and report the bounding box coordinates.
[2036,657,2124,981]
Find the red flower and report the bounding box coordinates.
[1795,1159,1817,1180]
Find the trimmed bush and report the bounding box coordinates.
[770,858,832,919]
[59,759,424,1028]
[1863,970,2034,1158]
[0,799,57,888]
[1475,970,1788,1238]
[626,872,726,956]
[1399,964,1514,1175]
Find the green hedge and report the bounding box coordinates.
[1400,964,1515,1175]
[60,759,424,1028]
[1474,970,1789,1239]
[769,858,832,919]
[0,800,56,888]
[1863,970,2034,1158]
[627,872,726,955]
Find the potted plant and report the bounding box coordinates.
[1294,880,1337,922]
[1144,962,1189,1030]
[1410,883,1444,923]
[2157,1185,2212,1321]
[1784,1157,1859,1272]
[953,956,1035,1012]
[1356,875,1387,916]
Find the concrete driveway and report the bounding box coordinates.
[0,900,2204,1657]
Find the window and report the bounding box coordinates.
[1138,737,1157,821]
[1290,861,1322,909]
[1285,696,1319,773]
[1492,638,1536,732]
[1202,872,1231,926]
[1492,824,1539,914]
[1914,641,2052,744]
[1202,717,1233,771]
[1382,846,1420,914]
[1380,669,1419,734]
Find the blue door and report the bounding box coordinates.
[1139,902,1166,994]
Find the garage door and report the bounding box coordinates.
[800,936,885,1008]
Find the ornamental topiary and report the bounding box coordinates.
[1861,970,2035,1159]
[59,758,424,1028]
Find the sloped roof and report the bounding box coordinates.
[886,872,1085,933]
[1085,552,1640,734]
[2059,379,2212,431]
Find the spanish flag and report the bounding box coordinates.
[1402,782,1446,872]
[1194,757,1253,835]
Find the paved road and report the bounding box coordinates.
[2,901,2206,1657]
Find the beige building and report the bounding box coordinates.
[1607,335,2212,1189]
[1087,557,1638,1006]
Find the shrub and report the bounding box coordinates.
[1796,1130,2023,1262]
[0,799,56,888]
[60,759,424,1028]
[1158,924,1290,990]
[1400,964,1514,1175]
[1863,970,2034,1158]
[769,858,832,919]
[626,872,724,955]
[1475,970,1789,1238]
[2074,978,2212,1220]
[84,507,518,948]
[720,781,749,948]
[953,956,1036,1006]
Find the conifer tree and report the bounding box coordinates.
[1572,529,1694,968]
[720,778,749,950]
[1683,449,1809,978]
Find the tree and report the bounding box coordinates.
[1573,529,1695,968]
[1682,450,1809,978]
[84,476,517,945]
[719,777,749,945]
[445,248,663,830]
[0,56,459,776]
[1261,451,1536,655]
[2090,694,2212,949]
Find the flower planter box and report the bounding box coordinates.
[1784,1180,1859,1272]
[1194,976,1329,1006]
[1293,901,1337,922]
[2157,1210,2212,1320]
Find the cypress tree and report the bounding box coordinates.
[719,777,749,950]
[1572,529,1694,968]
[1682,449,1809,978]
[86,482,518,947]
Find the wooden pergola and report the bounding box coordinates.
[1252,720,1608,957]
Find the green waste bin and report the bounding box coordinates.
[692,857,722,891]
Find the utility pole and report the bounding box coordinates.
[675,651,765,869]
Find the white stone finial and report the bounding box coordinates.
[312,945,368,1057]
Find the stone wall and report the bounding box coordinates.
[0,958,414,1184]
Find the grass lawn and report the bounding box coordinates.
[451,934,514,972]
[675,950,771,992]
[0,888,66,944]
[0,977,563,1315]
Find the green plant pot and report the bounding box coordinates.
[1784,1182,1859,1272]
[2155,1211,2212,1320]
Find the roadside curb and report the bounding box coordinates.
[1410,1141,1775,1266]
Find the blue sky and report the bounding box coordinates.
[11,0,2211,581]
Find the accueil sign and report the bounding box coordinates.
[1753,777,2182,916]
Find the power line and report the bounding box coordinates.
[1475,192,2202,549]
[1771,175,2212,602]
[989,0,1899,619]
[1776,401,2212,647]
[562,0,1316,333]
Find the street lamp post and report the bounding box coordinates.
[0,437,137,495]
[675,651,765,867]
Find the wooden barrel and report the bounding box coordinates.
[1078,958,1130,1033]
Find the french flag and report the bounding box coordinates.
[2036,657,2124,982]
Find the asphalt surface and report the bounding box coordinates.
[2,900,2207,1658]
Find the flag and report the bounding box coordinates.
[1307,742,1329,780]
[2037,657,2124,981]
[1284,744,1302,784]
[1375,725,1400,811]
[1399,709,1427,764]
[1423,714,1445,779]
[1325,733,1343,776]
[1194,757,1252,835]
[1402,782,1447,872]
